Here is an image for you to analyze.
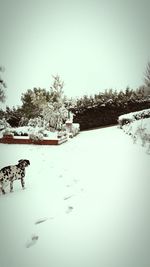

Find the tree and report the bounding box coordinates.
[4,106,23,127]
[144,61,150,87]
[136,86,145,99]
[0,66,6,102]
[32,75,68,130]
[0,108,5,120]
[20,88,51,120]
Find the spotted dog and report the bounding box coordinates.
[0,159,30,194]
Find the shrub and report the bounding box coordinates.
[118,108,150,127]
[28,117,49,129]
[2,127,14,137]
[28,127,48,141]
[0,118,10,131]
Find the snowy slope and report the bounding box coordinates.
[119,110,150,153]
[0,126,150,267]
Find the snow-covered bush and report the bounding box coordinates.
[11,126,30,136]
[29,131,44,141]
[118,108,150,127]
[28,117,49,129]
[71,123,80,137]
[119,109,150,153]
[31,75,68,130]
[2,127,14,137]
[1,126,30,137]
[135,125,150,148]
[28,126,52,141]
[64,122,80,138]
[19,117,29,126]
[57,131,65,139]
[57,127,68,139]
[130,119,150,143]
[0,123,67,141]
[27,117,57,140]
[0,118,10,131]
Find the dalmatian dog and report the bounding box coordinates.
[0,159,30,194]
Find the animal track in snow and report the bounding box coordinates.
[66,206,74,214]
[63,195,74,200]
[26,234,39,248]
[35,217,54,225]
[73,179,79,183]
[66,184,71,188]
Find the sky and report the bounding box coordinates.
[0,0,150,107]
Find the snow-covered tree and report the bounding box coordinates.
[144,61,150,87]
[31,75,68,130]
[0,118,10,130]
[28,117,49,129]
[0,66,6,102]
[21,88,50,119]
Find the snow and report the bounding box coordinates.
[118,108,150,122]
[0,126,150,267]
[122,118,150,137]
[0,126,60,140]
[119,116,150,153]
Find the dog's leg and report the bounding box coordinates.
[10,181,14,192]
[2,188,5,194]
[21,178,25,189]
[1,186,6,194]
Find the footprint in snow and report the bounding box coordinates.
[64,195,74,200]
[73,179,79,183]
[66,184,71,188]
[26,234,39,248]
[66,206,74,214]
[35,217,54,225]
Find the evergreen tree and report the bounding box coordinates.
[32,75,68,130]
[4,106,23,127]
[144,61,150,87]
[0,66,6,102]
[21,88,50,120]
[0,108,5,120]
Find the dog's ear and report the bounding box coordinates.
[18,159,30,166]
[25,160,30,165]
[24,160,30,166]
[18,159,23,163]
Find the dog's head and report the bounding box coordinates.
[18,159,30,168]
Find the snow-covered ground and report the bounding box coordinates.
[0,126,150,267]
[119,110,150,153]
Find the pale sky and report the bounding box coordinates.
[0,0,150,107]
